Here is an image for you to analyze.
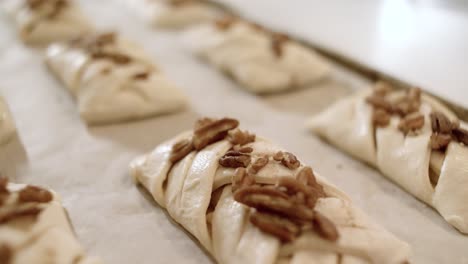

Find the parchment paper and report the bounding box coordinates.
[0,1,466,263]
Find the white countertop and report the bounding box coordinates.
[216,0,468,108]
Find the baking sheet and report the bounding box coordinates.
[0,1,466,263]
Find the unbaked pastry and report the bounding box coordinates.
[0,178,102,264]
[125,0,223,29]
[130,117,411,264]
[307,82,468,234]
[45,32,188,125]
[183,17,331,94]
[2,0,93,45]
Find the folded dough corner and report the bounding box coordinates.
[130,117,411,264]
[45,32,188,125]
[307,82,468,234]
[2,0,93,45]
[183,17,331,94]
[0,179,103,264]
[0,97,26,177]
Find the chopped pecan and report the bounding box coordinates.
[231,168,255,192]
[271,33,289,57]
[248,156,269,174]
[408,87,422,101]
[430,133,452,150]
[250,211,300,242]
[372,108,391,127]
[219,150,251,168]
[18,186,53,203]
[398,112,425,134]
[234,186,314,221]
[0,244,12,264]
[365,94,393,112]
[313,211,339,242]
[133,72,150,80]
[392,98,420,116]
[227,129,256,146]
[169,139,194,163]
[430,111,453,134]
[91,51,131,64]
[233,146,253,153]
[0,207,42,224]
[452,127,468,145]
[215,16,237,31]
[192,118,239,150]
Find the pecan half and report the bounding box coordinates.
[192,118,239,150]
[233,145,253,153]
[231,168,255,192]
[0,207,42,224]
[271,33,289,57]
[169,139,194,163]
[273,151,300,170]
[219,150,251,168]
[234,187,314,221]
[398,113,425,134]
[365,94,393,112]
[372,108,391,127]
[248,156,269,174]
[430,111,453,134]
[0,244,12,264]
[452,127,468,145]
[18,186,53,203]
[430,133,452,150]
[313,211,339,242]
[227,129,255,146]
[250,211,300,242]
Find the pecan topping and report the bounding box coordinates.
[233,146,253,153]
[271,33,289,57]
[398,112,425,134]
[169,139,194,163]
[374,81,392,96]
[219,150,251,168]
[430,111,454,135]
[372,108,391,127]
[227,129,256,146]
[133,72,150,80]
[192,118,239,150]
[248,156,269,174]
[0,244,12,264]
[365,94,393,113]
[231,168,255,192]
[27,0,68,18]
[0,207,42,224]
[91,51,131,64]
[215,16,237,31]
[18,186,53,203]
[273,151,300,170]
[312,211,339,242]
[430,133,452,150]
[250,211,300,242]
[452,127,468,145]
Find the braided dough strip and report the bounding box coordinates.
[124,0,223,29]
[0,182,102,264]
[2,0,93,45]
[45,32,187,125]
[130,128,410,264]
[183,19,330,94]
[307,88,468,233]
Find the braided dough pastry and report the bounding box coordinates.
[126,0,223,29]
[45,32,187,125]
[0,178,102,264]
[2,0,93,45]
[130,117,410,264]
[0,97,25,177]
[183,17,330,94]
[307,82,468,234]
